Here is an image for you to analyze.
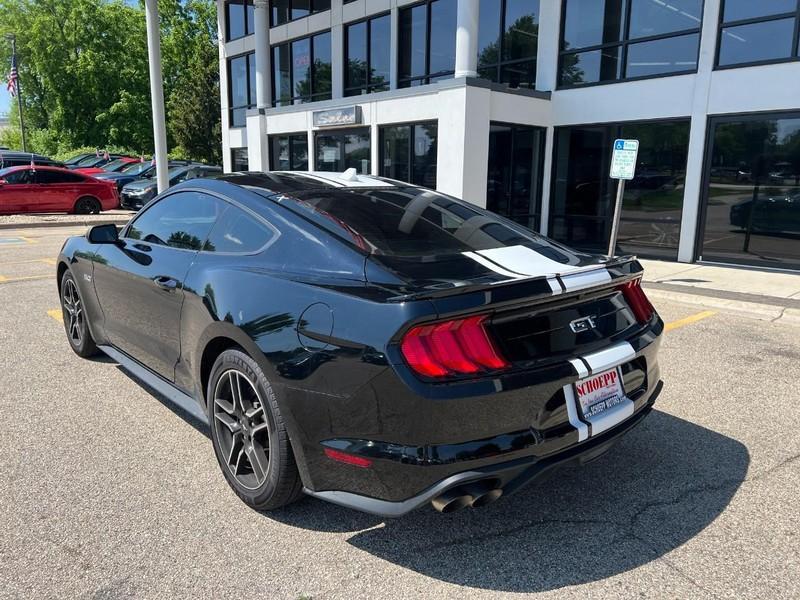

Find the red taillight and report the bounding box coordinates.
[324,448,372,468]
[400,315,510,378]
[619,278,654,323]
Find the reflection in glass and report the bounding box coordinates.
[380,122,438,187]
[723,0,797,22]
[270,134,308,171]
[559,48,620,86]
[399,0,456,86]
[718,18,796,66]
[315,129,371,174]
[701,115,800,270]
[477,0,539,88]
[272,32,332,105]
[345,15,390,96]
[228,53,254,127]
[629,0,702,39]
[626,33,699,78]
[562,0,625,50]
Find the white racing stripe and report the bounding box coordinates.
[581,342,636,375]
[462,251,527,280]
[559,268,612,291]
[563,384,589,442]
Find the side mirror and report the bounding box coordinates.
[86,223,120,244]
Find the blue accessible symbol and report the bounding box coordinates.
[614,140,625,150]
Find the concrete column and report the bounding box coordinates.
[535,0,560,92]
[370,122,380,176]
[331,25,345,99]
[389,8,399,90]
[678,0,722,263]
[307,128,316,171]
[246,112,270,171]
[454,0,479,78]
[253,0,272,109]
[144,0,169,193]
[539,126,555,235]
[216,0,231,172]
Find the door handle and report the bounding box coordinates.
[153,276,178,291]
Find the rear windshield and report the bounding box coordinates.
[271,187,570,259]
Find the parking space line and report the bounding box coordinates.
[47,309,63,323]
[665,310,717,332]
[0,258,56,266]
[0,274,51,284]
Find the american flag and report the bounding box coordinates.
[6,55,18,98]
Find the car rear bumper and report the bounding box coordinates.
[306,381,660,517]
[296,323,663,514]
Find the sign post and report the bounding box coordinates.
[608,139,639,257]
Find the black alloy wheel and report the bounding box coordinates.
[60,270,98,357]
[74,196,101,215]
[208,349,303,509]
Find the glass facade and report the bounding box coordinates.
[717,1,800,68]
[559,0,703,87]
[486,123,546,231]
[551,120,690,259]
[225,0,255,41]
[228,52,256,128]
[477,0,540,89]
[271,0,331,27]
[272,32,332,106]
[345,14,391,96]
[379,122,438,188]
[398,0,458,87]
[699,113,800,270]
[231,148,249,172]
[315,128,371,173]
[270,134,309,171]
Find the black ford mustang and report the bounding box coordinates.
[56,171,663,517]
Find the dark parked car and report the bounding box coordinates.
[0,151,63,169]
[119,164,222,209]
[62,152,98,167]
[56,171,663,516]
[68,153,133,171]
[96,160,202,193]
[730,194,800,235]
[0,166,118,214]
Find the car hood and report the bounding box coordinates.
[93,172,130,181]
[122,178,157,191]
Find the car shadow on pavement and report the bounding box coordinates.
[271,410,749,593]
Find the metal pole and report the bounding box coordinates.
[7,35,26,153]
[144,0,169,193]
[607,179,626,258]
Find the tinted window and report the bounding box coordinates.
[229,52,255,127]
[278,188,553,256]
[345,14,391,96]
[271,0,328,26]
[723,0,797,22]
[379,122,437,188]
[315,129,370,173]
[36,170,86,184]
[718,18,797,66]
[231,148,249,172]
[560,0,702,86]
[126,191,221,251]
[205,204,276,253]
[271,31,332,105]
[398,0,456,87]
[1,169,34,184]
[270,134,308,170]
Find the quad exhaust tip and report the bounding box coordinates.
[431,481,503,513]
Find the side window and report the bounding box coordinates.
[126,191,223,251]
[3,169,33,184]
[203,203,276,253]
[36,171,85,184]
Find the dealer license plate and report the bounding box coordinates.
[574,367,625,419]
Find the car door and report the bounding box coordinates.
[92,190,223,381]
[34,170,87,212]
[0,168,38,214]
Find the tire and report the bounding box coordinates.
[207,349,303,510]
[59,270,99,358]
[74,196,101,215]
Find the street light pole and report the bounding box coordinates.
[144,0,169,193]
[6,34,27,153]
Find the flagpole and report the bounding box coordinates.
[6,34,26,153]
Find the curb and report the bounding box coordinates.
[645,287,800,326]
[0,217,132,231]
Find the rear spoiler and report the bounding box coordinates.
[385,256,642,307]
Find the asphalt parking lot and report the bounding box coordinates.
[1,225,798,599]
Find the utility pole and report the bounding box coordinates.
[144,0,168,193]
[5,34,26,153]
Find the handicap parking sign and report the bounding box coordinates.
[610,139,639,180]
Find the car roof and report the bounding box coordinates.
[216,171,398,196]
[0,165,84,174]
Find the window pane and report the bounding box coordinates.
[629,0,702,38]
[718,18,796,66]
[272,0,290,26]
[723,0,798,23]
[231,148,249,171]
[413,123,438,187]
[344,131,371,173]
[246,2,255,35]
[127,192,220,251]
[314,0,331,12]
[346,22,367,90]
[370,15,391,89]
[500,59,536,88]
[230,55,248,107]
[272,45,291,106]
[292,37,311,101]
[292,0,310,20]
[248,54,257,106]
[271,137,290,170]
[562,0,625,50]
[205,205,274,253]
[399,5,427,79]
[290,135,309,170]
[316,134,342,171]
[381,126,411,182]
[487,124,513,215]
[312,32,332,99]
[502,0,539,61]
[625,33,699,78]
[227,1,246,40]
[559,47,621,86]
[701,116,800,270]
[478,0,502,68]
[429,0,457,75]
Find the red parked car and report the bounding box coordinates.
[75,157,141,176]
[0,166,119,215]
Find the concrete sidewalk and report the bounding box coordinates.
[640,259,800,325]
[0,210,134,230]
